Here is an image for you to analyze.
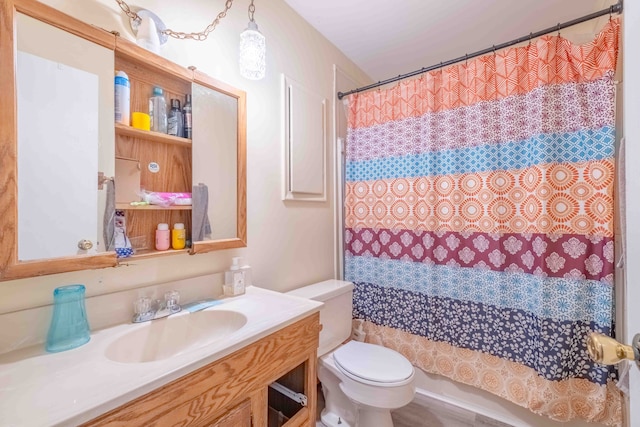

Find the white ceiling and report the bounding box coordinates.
[283,0,618,83]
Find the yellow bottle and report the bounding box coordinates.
[171,223,186,249]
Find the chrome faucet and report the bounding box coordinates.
[133,290,182,323]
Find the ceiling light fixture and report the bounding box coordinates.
[115,0,266,80]
[238,0,266,80]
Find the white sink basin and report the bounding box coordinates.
[105,310,247,363]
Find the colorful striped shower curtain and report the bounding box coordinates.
[344,20,621,425]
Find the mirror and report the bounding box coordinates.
[16,12,114,260]
[190,72,247,254]
[192,83,238,241]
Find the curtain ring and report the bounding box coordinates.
[465,53,468,65]
[528,32,533,46]
[610,5,613,21]
[557,23,561,37]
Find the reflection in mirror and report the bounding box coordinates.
[15,13,114,261]
[192,83,238,241]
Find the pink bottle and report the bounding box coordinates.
[155,223,170,251]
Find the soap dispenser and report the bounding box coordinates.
[224,257,245,296]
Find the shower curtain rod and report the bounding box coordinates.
[337,1,623,100]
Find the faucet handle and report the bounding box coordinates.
[134,296,152,315]
[164,290,180,311]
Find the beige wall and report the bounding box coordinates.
[0,0,370,314]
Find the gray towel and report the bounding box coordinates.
[103,179,116,251]
[192,183,212,241]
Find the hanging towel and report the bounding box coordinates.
[103,179,116,251]
[192,183,212,241]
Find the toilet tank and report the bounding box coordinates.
[287,280,354,356]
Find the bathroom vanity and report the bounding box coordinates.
[0,287,322,426]
[84,313,319,426]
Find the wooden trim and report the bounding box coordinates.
[282,408,311,427]
[192,70,248,247]
[122,248,189,260]
[13,0,114,49]
[236,88,248,244]
[193,70,245,100]
[83,313,320,427]
[304,352,318,426]
[210,399,252,426]
[250,388,268,427]
[1,253,117,281]
[0,0,120,281]
[190,238,247,255]
[115,36,192,83]
[0,0,19,281]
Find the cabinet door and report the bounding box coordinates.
[190,71,247,254]
[209,399,252,427]
[0,0,117,281]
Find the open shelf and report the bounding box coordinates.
[115,203,192,211]
[125,248,190,260]
[115,123,192,147]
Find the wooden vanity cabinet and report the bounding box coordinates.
[82,312,320,427]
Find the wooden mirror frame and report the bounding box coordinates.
[0,0,247,281]
[190,70,247,255]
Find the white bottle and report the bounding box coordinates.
[114,71,130,126]
[149,86,167,133]
[224,257,245,296]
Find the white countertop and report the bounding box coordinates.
[0,287,322,426]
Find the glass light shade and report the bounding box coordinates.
[239,21,266,80]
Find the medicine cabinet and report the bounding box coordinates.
[0,0,247,281]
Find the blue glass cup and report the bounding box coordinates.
[46,285,91,353]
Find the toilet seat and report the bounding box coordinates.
[332,341,414,387]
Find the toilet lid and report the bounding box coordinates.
[332,341,414,383]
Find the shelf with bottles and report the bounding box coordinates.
[115,123,192,148]
[121,209,192,256]
[115,47,193,141]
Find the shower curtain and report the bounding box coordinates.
[344,19,621,425]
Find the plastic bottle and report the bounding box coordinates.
[155,223,170,251]
[224,257,245,296]
[183,94,192,139]
[149,86,167,133]
[114,71,130,126]
[171,223,186,249]
[167,99,184,137]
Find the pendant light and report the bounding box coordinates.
[239,0,266,80]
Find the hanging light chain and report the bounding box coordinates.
[248,0,255,22]
[114,0,139,22]
[114,0,234,41]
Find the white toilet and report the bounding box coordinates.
[287,280,415,427]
